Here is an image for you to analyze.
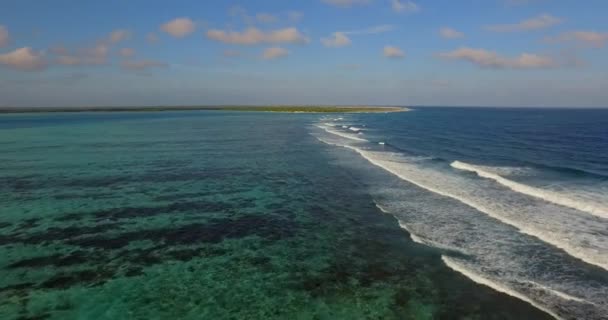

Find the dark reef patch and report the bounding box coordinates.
[0,175,43,192]
[53,200,235,223]
[53,192,118,200]
[40,270,112,289]
[15,313,51,320]
[1,213,296,293]
[18,223,123,245]
[8,251,91,269]
[68,214,296,250]
[15,218,41,232]
[0,282,37,293]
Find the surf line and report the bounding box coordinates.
[314,124,368,142]
[315,135,608,272]
[451,161,608,220]
[442,256,563,320]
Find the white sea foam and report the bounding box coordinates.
[374,202,390,214]
[316,134,608,271]
[398,221,427,245]
[442,256,563,320]
[349,126,363,132]
[399,221,472,254]
[357,149,607,271]
[523,281,588,304]
[376,201,464,251]
[315,125,368,142]
[451,161,608,219]
[315,126,608,318]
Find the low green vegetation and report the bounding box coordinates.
[220,106,407,113]
[0,106,408,114]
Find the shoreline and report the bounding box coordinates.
[0,106,410,114]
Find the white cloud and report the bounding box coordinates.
[547,31,608,48]
[108,29,131,43]
[383,46,405,58]
[0,25,9,48]
[49,45,69,55]
[256,13,277,24]
[486,14,562,32]
[0,47,47,71]
[206,27,309,45]
[119,48,136,57]
[439,27,464,39]
[120,59,167,71]
[322,0,371,7]
[161,18,196,38]
[439,47,556,69]
[262,47,289,60]
[321,32,351,47]
[391,0,419,13]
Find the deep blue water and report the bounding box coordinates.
[315,107,608,319]
[368,108,608,177]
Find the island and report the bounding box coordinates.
[0,106,409,114]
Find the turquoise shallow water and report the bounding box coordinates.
[1,111,554,319]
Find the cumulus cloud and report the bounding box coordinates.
[319,25,392,49]
[161,18,196,38]
[391,0,419,13]
[108,29,131,43]
[383,46,405,58]
[486,14,562,32]
[322,0,371,7]
[262,47,289,60]
[546,31,608,48]
[55,55,81,66]
[0,47,47,71]
[0,25,9,47]
[439,47,556,69]
[439,27,464,39]
[321,32,351,47]
[49,45,69,55]
[120,59,167,71]
[119,48,136,57]
[206,27,309,45]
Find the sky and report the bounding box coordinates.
[1,0,607,108]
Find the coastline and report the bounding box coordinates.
[0,106,410,114]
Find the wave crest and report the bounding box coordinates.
[451,161,608,220]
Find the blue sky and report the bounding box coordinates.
[1,0,607,107]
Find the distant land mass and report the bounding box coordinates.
[0,106,409,114]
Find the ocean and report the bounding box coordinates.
[0,108,606,319]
